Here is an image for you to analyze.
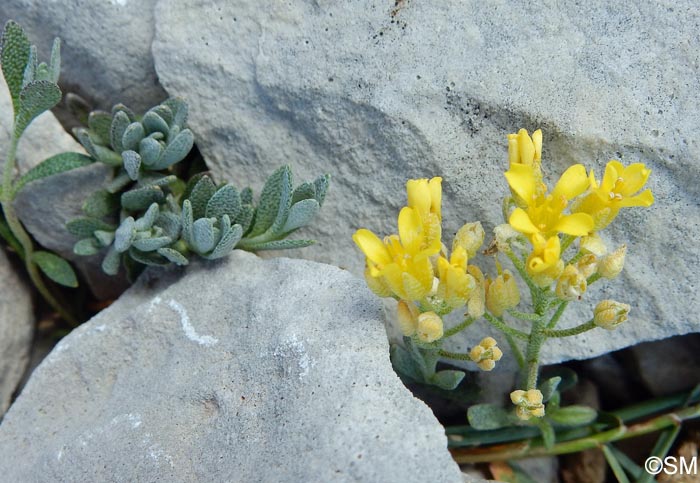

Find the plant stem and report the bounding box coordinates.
[560,234,576,252]
[602,444,631,483]
[438,349,472,361]
[443,317,475,339]
[543,320,596,338]
[546,301,568,329]
[523,316,545,390]
[507,309,542,322]
[449,403,700,463]
[504,249,538,298]
[483,312,529,340]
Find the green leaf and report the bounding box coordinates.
[538,376,561,403]
[142,111,169,135]
[48,37,60,83]
[14,80,61,136]
[163,97,188,127]
[138,136,163,168]
[101,247,121,275]
[188,176,216,219]
[313,173,330,205]
[13,152,93,194]
[547,405,597,427]
[1,21,31,114]
[122,122,145,151]
[128,247,168,266]
[467,403,516,430]
[132,236,172,252]
[248,165,291,237]
[205,184,241,220]
[121,186,164,211]
[536,419,556,449]
[157,247,188,265]
[235,204,254,234]
[110,110,130,152]
[239,238,315,251]
[73,238,100,256]
[291,182,316,204]
[87,110,112,145]
[106,171,132,193]
[390,344,424,382]
[192,218,217,253]
[281,199,320,233]
[153,128,193,169]
[540,366,578,393]
[204,222,242,259]
[181,200,193,244]
[82,189,119,218]
[240,186,253,205]
[429,370,466,390]
[66,217,115,238]
[33,251,78,287]
[122,150,141,180]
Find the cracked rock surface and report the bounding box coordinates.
[152,0,699,364]
[0,251,467,483]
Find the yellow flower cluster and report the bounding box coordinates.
[505,129,653,289]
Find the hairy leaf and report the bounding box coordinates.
[121,186,164,211]
[240,186,253,205]
[33,251,78,288]
[132,236,172,252]
[66,217,115,237]
[205,223,242,260]
[122,150,141,180]
[236,204,255,234]
[155,212,181,240]
[110,110,130,152]
[73,238,101,256]
[192,218,217,253]
[154,128,193,169]
[547,405,597,427]
[248,165,292,238]
[467,403,517,430]
[291,182,316,205]
[181,200,194,245]
[390,344,423,382]
[88,110,112,145]
[121,122,145,151]
[13,152,92,194]
[1,21,31,114]
[94,144,123,166]
[240,238,315,251]
[314,173,330,205]
[151,104,173,126]
[139,136,163,169]
[114,217,135,252]
[134,203,159,230]
[430,370,466,390]
[538,376,562,403]
[14,80,61,136]
[157,247,188,265]
[106,171,132,193]
[188,176,216,219]
[128,247,168,266]
[163,97,188,127]
[93,230,115,247]
[281,199,320,234]
[82,189,119,218]
[48,37,60,83]
[205,184,241,220]
[142,111,169,135]
[101,247,121,275]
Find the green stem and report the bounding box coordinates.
[483,312,529,340]
[523,316,545,390]
[1,135,19,198]
[587,273,602,285]
[560,234,576,252]
[438,349,472,361]
[450,403,700,463]
[443,317,475,339]
[546,301,568,329]
[543,320,596,338]
[504,249,538,298]
[602,444,631,483]
[507,309,542,322]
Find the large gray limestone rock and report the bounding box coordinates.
[0,247,33,415]
[0,251,469,483]
[0,0,165,112]
[152,0,699,365]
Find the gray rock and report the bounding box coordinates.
[0,247,33,415]
[0,0,165,113]
[631,334,700,396]
[0,251,467,483]
[152,0,700,365]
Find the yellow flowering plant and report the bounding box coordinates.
[353,128,655,442]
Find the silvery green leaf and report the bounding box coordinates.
[181,172,207,202]
[138,174,177,188]
[281,199,320,233]
[181,200,194,244]
[65,93,90,125]
[128,247,168,266]
[48,37,60,83]
[114,216,135,253]
[151,104,173,126]
[93,230,115,247]
[235,204,254,234]
[204,223,242,259]
[205,184,241,220]
[142,111,169,135]
[192,218,217,253]
[22,45,36,85]
[1,20,31,114]
[240,186,253,205]
[248,165,292,238]
[313,173,330,205]
[132,236,172,252]
[106,171,132,193]
[153,128,193,169]
[157,247,188,265]
[14,80,61,136]
[467,403,517,431]
[429,370,466,390]
[122,150,141,180]
[82,189,119,218]
[33,251,78,288]
[163,97,188,127]
[121,122,145,151]
[547,406,597,427]
[66,217,115,237]
[390,344,424,383]
[111,103,135,121]
[155,212,181,240]
[94,144,123,166]
[88,110,112,145]
[220,214,231,234]
[121,186,164,211]
[538,376,562,403]
[188,176,216,219]
[73,127,98,158]
[73,238,100,256]
[110,110,130,152]
[101,247,121,275]
[240,239,315,251]
[138,136,163,168]
[134,203,159,231]
[166,124,180,142]
[13,152,92,194]
[291,182,315,204]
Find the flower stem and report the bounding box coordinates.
[443,317,475,339]
[438,349,472,361]
[507,309,542,322]
[547,301,568,328]
[483,312,528,341]
[543,320,596,338]
[523,317,545,389]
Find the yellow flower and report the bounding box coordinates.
[435,246,476,312]
[406,177,443,248]
[353,206,440,302]
[397,300,420,337]
[485,270,520,316]
[469,336,503,371]
[416,312,444,342]
[466,265,486,319]
[508,128,542,169]
[573,161,654,230]
[506,163,594,239]
[526,233,565,287]
[510,389,545,420]
[593,300,630,330]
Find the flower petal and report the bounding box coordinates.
[352,229,391,266]
[552,164,589,200]
[398,207,423,254]
[619,189,654,208]
[505,164,538,203]
[509,208,539,235]
[553,212,594,236]
[407,179,430,216]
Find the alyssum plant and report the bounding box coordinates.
[353,129,654,445]
[0,21,329,324]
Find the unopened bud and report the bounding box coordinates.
[397,300,419,337]
[466,266,486,319]
[580,234,607,256]
[555,264,588,301]
[593,300,630,330]
[486,270,520,316]
[510,389,545,420]
[364,267,393,298]
[576,254,598,279]
[598,245,626,279]
[494,224,524,252]
[453,222,485,259]
[416,312,443,343]
[469,336,503,371]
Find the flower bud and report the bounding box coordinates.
[396,300,419,337]
[364,267,393,298]
[485,270,520,316]
[494,224,524,252]
[510,389,545,420]
[466,266,486,319]
[593,300,630,330]
[598,245,626,279]
[576,253,598,279]
[453,222,485,259]
[416,312,443,343]
[580,234,607,256]
[469,336,503,371]
[555,264,588,301]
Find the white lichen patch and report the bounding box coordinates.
[167,299,218,347]
[273,334,316,381]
